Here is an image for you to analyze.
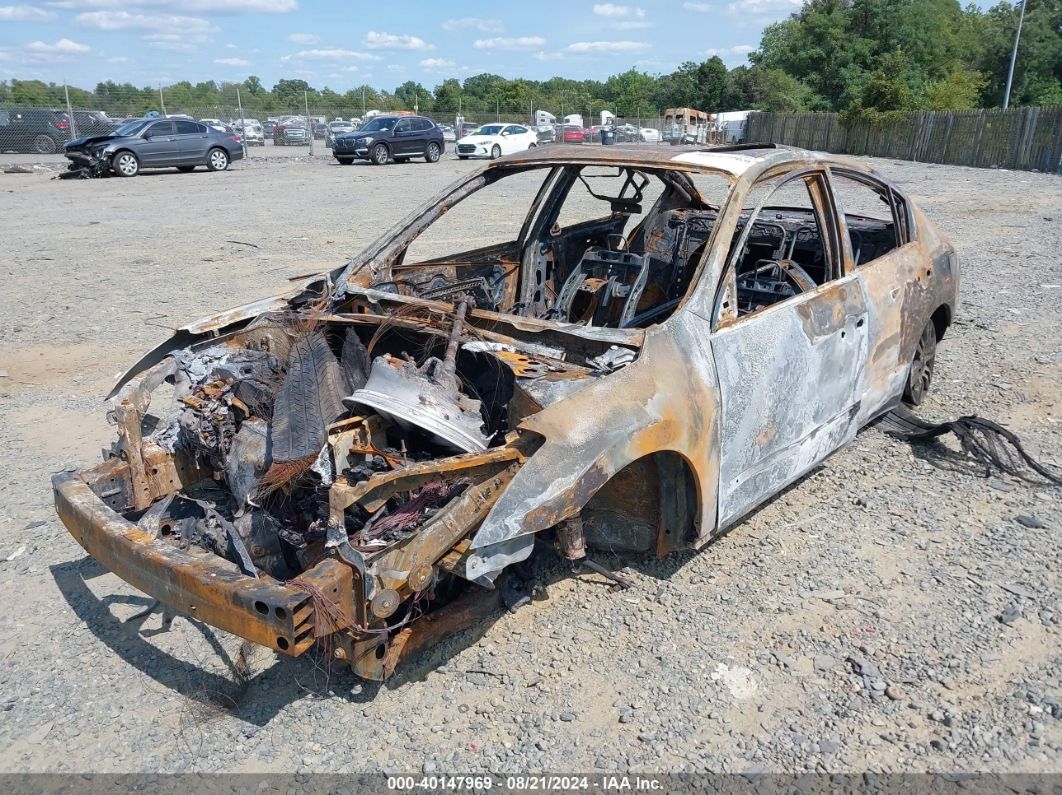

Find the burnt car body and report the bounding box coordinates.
[53,144,957,680]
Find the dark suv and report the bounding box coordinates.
[332,115,444,165]
[0,108,72,154]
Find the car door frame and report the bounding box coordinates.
[138,120,179,165]
[826,166,927,426]
[708,164,871,528]
[173,120,210,164]
[391,118,417,156]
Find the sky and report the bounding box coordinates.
[0,0,813,91]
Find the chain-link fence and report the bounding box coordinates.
[0,98,686,158]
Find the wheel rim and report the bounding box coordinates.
[35,135,56,154]
[116,154,137,175]
[427,143,439,161]
[373,145,387,164]
[908,324,936,403]
[491,145,500,159]
[210,150,227,169]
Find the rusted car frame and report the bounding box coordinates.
[54,144,957,679]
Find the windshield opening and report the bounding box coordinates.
[114,120,149,137]
[359,163,733,330]
[360,117,395,132]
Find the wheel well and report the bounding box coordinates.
[930,305,951,341]
[582,450,700,555]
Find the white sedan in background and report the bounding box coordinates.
[640,128,663,142]
[455,123,538,159]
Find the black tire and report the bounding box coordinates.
[528,142,537,149]
[335,156,354,165]
[903,320,937,406]
[206,147,229,171]
[425,141,441,163]
[370,143,390,165]
[177,165,196,173]
[490,144,501,159]
[33,135,58,155]
[112,150,140,177]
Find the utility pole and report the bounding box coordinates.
[304,90,314,156]
[496,98,500,122]
[159,85,167,115]
[361,87,366,119]
[236,85,247,158]
[64,83,77,140]
[1002,0,1026,109]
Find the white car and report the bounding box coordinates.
[455,123,538,159]
[199,118,229,133]
[235,118,265,146]
[640,128,663,142]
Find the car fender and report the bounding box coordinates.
[470,313,720,566]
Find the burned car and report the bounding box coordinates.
[53,144,957,680]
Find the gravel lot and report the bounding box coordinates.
[0,149,1058,775]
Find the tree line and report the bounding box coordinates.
[0,0,1057,121]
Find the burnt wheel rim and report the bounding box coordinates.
[115,154,138,176]
[908,323,936,404]
[209,150,228,170]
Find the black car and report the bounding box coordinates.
[332,115,444,165]
[0,108,72,154]
[262,120,277,137]
[63,117,244,177]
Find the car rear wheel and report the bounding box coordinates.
[177,166,196,173]
[33,135,57,155]
[490,144,501,159]
[425,142,441,163]
[903,320,937,406]
[335,156,354,165]
[206,148,229,172]
[112,151,139,177]
[371,143,389,165]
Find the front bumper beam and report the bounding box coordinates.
[53,469,354,656]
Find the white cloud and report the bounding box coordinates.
[287,32,318,44]
[26,37,91,53]
[726,0,800,18]
[473,36,545,50]
[419,57,454,70]
[683,2,713,10]
[441,17,502,33]
[143,32,207,51]
[592,3,644,17]
[46,0,294,11]
[0,5,56,21]
[106,54,127,62]
[281,47,380,61]
[611,20,653,29]
[364,31,433,50]
[214,56,249,65]
[705,43,756,62]
[566,40,648,54]
[76,10,216,32]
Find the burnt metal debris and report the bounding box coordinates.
[52,143,1053,681]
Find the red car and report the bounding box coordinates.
[561,124,585,143]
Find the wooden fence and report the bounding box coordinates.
[746,107,1062,174]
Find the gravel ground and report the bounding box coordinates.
[0,151,1058,775]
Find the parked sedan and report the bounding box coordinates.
[235,118,265,146]
[455,123,538,159]
[326,120,355,148]
[52,145,959,682]
[560,124,585,143]
[332,114,444,165]
[63,117,244,177]
[640,127,663,142]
